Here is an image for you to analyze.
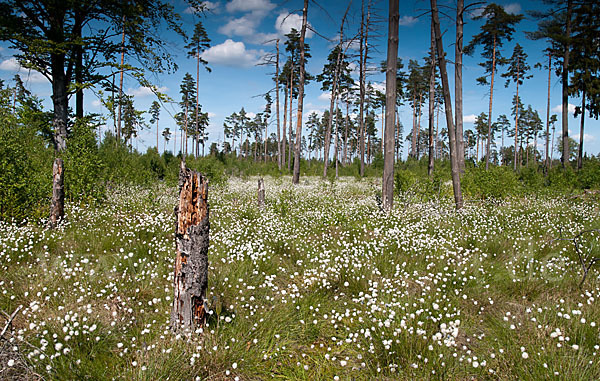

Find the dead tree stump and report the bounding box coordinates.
[171,162,210,331]
[258,178,265,207]
[49,158,64,228]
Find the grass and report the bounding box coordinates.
[1,177,600,380]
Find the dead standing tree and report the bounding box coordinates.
[172,162,210,331]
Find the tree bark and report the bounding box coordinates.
[577,89,585,170]
[172,163,209,332]
[562,0,572,168]
[455,0,465,172]
[117,17,125,142]
[258,178,265,207]
[282,80,288,169]
[288,66,294,172]
[382,0,398,211]
[485,35,496,170]
[411,92,417,157]
[431,0,463,210]
[545,52,552,172]
[49,158,65,228]
[513,58,521,171]
[276,40,282,170]
[428,17,436,177]
[323,7,350,178]
[292,0,309,184]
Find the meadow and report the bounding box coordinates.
[1,176,600,380]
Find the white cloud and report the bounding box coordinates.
[399,16,418,26]
[0,58,20,71]
[91,99,102,108]
[503,3,521,15]
[0,58,47,83]
[275,13,314,39]
[463,114,477,123]
[552,103,576,115]
[207,112,217,118]
[318,92,331,102]
[201,39,261,67]
[247,112,257,118]
[219,15,257,36]
[572,133,595,143]
[226,0,275,13]
[128,86,167,98]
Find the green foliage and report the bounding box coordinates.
[462,166,519,199]
[64,119,106,202]
[547,166,577,191]
[518,166,545,193]
[577,159,600,189]
[394,169,416,193]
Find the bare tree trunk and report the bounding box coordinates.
[578,89,586,170]
[485,35,496,170]
[428,17,436,177]
[172,163,209,332]
[545,52,552,171]
[276,40,282,170]
[513,58,521,171]
[344,98,349,165]
[292,0,309,184]
[562,0,572,168]
[282,82,288,169]
[382,0,398,211]
[323,5,350,178]
[117,17,125,142]
[288,67,294,172]
[258,178,265,207]
[431,0,463,210]
[455,0,465,172]
[196,47,200,159]
[49,158,65,227]
[157,119,159,152]
[411,93,417,157]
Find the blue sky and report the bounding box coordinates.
[0,0,596,157]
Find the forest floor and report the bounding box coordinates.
[1,176,600,380]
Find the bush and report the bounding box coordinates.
[518,166,545,193]
[547,166,577,191]
[577,159,600,189]
[462,166,519,199]
[64,119,106,202]
[394,169,416,193]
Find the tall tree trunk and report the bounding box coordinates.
[344,98,349,165]
[292,0,308,184]
[172,163,209,332]
[196,46,200,159]
[334,98,340,178]
[577,89,586,170]
[282,82,288,168]
[49,53,69,228]
[358,0,370,177]
[545,52,552,172]
[411,93,417,157]
[288,67,294,172]
[485,35,496,170]
[117,17,125,142]
[431,0,463,209]
[455,0,465,172]
[157,119,159,152]
[323,5,350,178]
[562,0,573,168]
[276,40,282,170]
[382,0,398,211]
[513,59,521,171]
[428,17,436,177]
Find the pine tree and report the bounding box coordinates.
[502,43,531,170]
[465,3,523,169]
[149,101,161,152]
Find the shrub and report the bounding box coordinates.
[577,159,600,189]
[462,166,519,199]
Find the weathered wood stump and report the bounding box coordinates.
[49,158,64,228]
[171,162,210,331]
[258,178,265,207]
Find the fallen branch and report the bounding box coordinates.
[549,228,600,288]
[0,305,22,339]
